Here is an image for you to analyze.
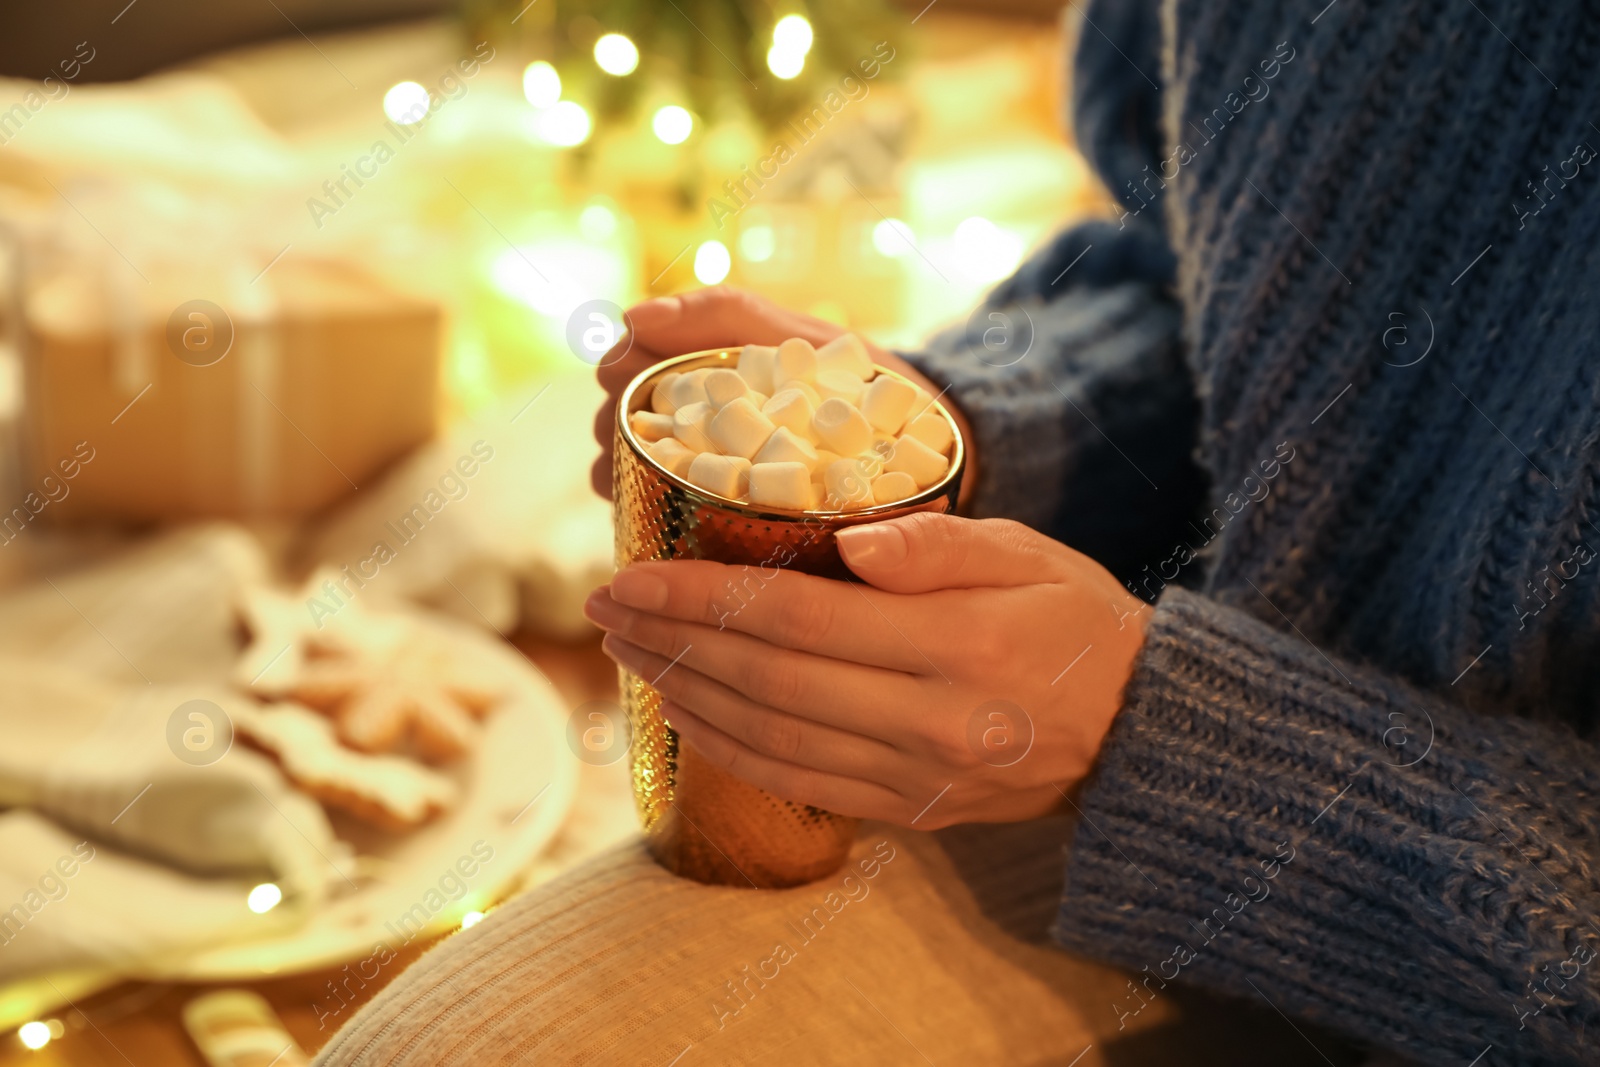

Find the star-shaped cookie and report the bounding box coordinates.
[233,701,459,829]
[287,636,500,763]
[235,574,502,763]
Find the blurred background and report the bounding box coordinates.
[0,0,1113,1062]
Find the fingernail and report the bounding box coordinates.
[611,568,669,610]
[836,524,907,568]
[583,589,632,632]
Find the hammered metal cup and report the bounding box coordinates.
[614,348,966,888]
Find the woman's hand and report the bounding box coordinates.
[590,286,968,500]
[583,512,1150,828]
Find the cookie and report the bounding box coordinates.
[236,575,502,764]
[232,701,458,830]
[284,633,499,763]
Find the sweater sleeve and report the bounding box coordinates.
[897,0,1207,583]
[1055,587,1600,1066]
[899,232,1204,584]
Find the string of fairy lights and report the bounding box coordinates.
[382,14,817,150]
[373,15,838,288]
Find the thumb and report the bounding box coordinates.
[834,513,1064,593]
[626,287,841,355]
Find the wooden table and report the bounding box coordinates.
[0,633,623,1067]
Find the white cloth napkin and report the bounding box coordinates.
[0,809,300,983]
[0,661,348,898]
[0,523,267,687]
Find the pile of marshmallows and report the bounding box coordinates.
[629,334,954,512]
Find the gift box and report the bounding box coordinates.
[16,255,440,523]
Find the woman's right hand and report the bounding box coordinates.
[590,287,961,500]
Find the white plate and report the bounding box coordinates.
[0,608,579,1025]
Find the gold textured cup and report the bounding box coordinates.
[614,348,966,887]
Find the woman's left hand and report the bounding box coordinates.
[583,513,1151,829]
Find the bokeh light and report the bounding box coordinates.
[594,34,640,76]
[694,240,732,284]
[739,224,776,263]
[872,218,915,257]
[651,105,693,145]
[953,216,1024,282]
[17,1022,50,1050]
[382,81,430,125]
[246,882,283,914]
[579,203,617,241]
[491,240,628,320]
[773,15,814,55]
[767,45,805,80]
[537,101,592,147]
[522,61,561,108]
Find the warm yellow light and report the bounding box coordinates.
[17,1022,50,1050]
[773,15,814,55]
[491,240,629,318]
[953,216,1024,282]
[694,240,732,284]
[522,61,561,108]
[872,217,914,257]
[739,224,776,263]
[383,81,430,125]
[460,910,485,930]
[652,105,694,145]
[594,34,640,76]
[247,883,283,914]
[766,45,804,80]
[537,100,592,147]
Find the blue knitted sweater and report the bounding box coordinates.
[904,1,1600,1064]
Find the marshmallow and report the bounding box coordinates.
[640,335,955,512]
[648,438,697,479]
[775,338,817,383]
[748,462,811,510]
[884,434,950,488]
[860,374,919,434]
[812,397,873,456]
[871,471,918,504]
[814,369,866,406]
[707,396,776,460]
[856,448,887,479]
[737,344,778,394]
[630,411,675,442]
[815,333,874,380]
[821,459,875,510]
[673,401,716,452]
[667,368,711,411]
[753,426,821,471]
[774,379,823,407]
[903,410,953,454]
[703,368,750,410]
[762,389,817,441]
[650,372,681,414]
[687,453,751,499]
[905,387,937,423]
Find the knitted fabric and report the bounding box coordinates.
[905,0,1600,1064]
